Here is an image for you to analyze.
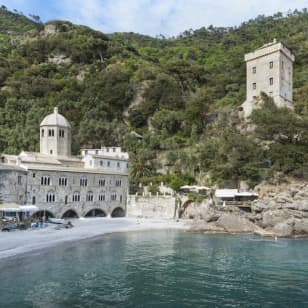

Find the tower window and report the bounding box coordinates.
[269,77,274,85]
[48,129,55,137]
[252,83,256,90]
[41,129,44,137]
[252,66,256,74]
[269,61,273,69]
[59,130,65,138]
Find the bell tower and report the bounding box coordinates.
[40,107,71,156]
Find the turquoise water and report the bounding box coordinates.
[0,231,307,307]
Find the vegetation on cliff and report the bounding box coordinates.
[0,6,307,189]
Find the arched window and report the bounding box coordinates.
[86,191,93,202]
[98,178,105,186]
[59,176,68,186]
[32,196,36,205]
[115,179,122,187]
[46,191,55,203]
[107,161,111,167]
[41,129,44,137]
[98,192,105,201]
[73,191,80,202]
[111,192,117,201]
[41,176,51,186]
[100,160,103,167]
[80,177,88,186]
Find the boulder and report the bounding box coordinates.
[271,220,294,237]
[216,213,257,233]
[293,219,308,236]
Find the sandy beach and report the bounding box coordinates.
[0,218,189,260]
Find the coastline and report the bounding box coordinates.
[0,218,189,261]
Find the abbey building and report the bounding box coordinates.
[0,108,129,218]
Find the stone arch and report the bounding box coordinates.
[111,207,125,218]
[32,210,55,219]
[85,208,106,218]
[61,209,79,219]
[179,200,195,219]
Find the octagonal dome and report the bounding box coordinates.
[40,107,71,128]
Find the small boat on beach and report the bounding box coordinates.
[48,218,65,224]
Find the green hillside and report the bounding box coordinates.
[0,7,307,190]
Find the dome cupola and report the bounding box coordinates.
[40,107,71,156]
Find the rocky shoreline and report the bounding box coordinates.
[189,179,308,238]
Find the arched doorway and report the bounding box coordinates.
[111,207,125,218]
[85,209,106,218]
[32,210,54,219]
[179,200,194,219]
[61,209,79,219]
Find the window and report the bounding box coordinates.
[17,176,22,185]
[120,195,123,203]
[99,178,105,186]
[73,192,80,202]
[95,150,98,154]
[59,129,65,138]
[50,150,53,155]
[111,192,117,201]
[48,129,54,137]
[113,148,116,152]
[99,192,105,201]
[117,162,120,168]
[41,176,51,186]
[59,176,68,186]
[33,173,36,178]
[252,83,256,90]
[127,163,129,169]
[46,191,55,203]
[89,160,92,166]
[41,129,44,137]
[115,179,122,187]
[65,196,68,205]
[269,77,274,85]
[80,177,88,186]
[100,160,103,167]
[86,191,93,202]
[107,161,110,167]
[32,196,36,205]
[269,61,273,69]
[281,61,284,69]
[252,66,256,74]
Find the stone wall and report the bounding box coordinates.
[0,167,27,204]
[127,195,177,219]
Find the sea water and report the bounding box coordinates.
[0,230,307,307]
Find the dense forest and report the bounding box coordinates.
[0,6,307,191]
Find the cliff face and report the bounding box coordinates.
[190,179,308,238]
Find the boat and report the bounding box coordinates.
[48,218,65,224]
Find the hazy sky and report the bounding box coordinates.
[1,0,308,36]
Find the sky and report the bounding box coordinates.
[1,0,308,37]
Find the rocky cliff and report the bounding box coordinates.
[190,179,308,238]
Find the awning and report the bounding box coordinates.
[0,204,39,212]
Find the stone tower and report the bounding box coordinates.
[40,107,71,156]
[241,40,295,117]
